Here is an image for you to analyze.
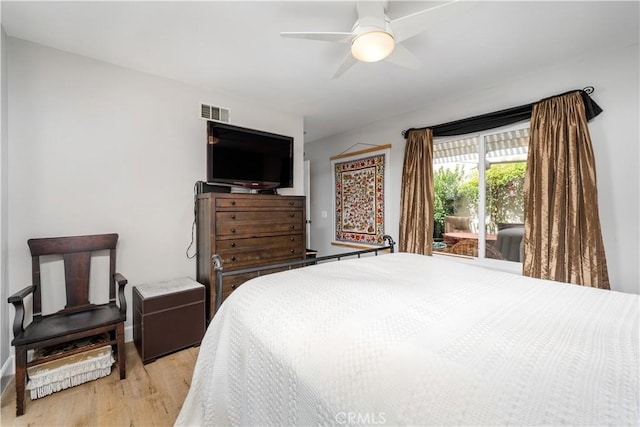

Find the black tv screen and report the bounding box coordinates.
[206,121,293,189]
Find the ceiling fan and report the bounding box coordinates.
[280,0,470,78]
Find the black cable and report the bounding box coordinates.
[186,181,199,259]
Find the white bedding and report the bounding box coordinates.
[175,252,639,426]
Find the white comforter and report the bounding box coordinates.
[176,253,639,426]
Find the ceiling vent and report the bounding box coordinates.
[200,103,230,123]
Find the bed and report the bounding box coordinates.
[175,252,639,426]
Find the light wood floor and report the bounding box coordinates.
[0,342,199,426]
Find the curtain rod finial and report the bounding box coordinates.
[402,128,415,139]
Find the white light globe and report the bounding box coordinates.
[351,31,395,62]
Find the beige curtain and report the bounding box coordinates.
[399,129,434,254]
[523,91,610,289]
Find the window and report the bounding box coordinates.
[432,124,529,263]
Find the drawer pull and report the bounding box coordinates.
[290,249,295,253]
[289,225,295,230]
[289,201,294,206]
[231,228,236,233]
[230,242,236,247]
[231,256,236,261]
[290,237,295,241]
[231,200,236,206]
[231,214,236,219]
[289,213,295,218]
[231,284,237,290]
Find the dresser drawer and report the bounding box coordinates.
[216,234,302,252]
[216,219,303,237]
[216,198,303,209]
[216,211,303,222]
[216,239,305,269]
[220,273,258,297]
[218,264,301,298]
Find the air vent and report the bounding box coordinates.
[200,103,230,123]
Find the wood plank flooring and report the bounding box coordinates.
[0,342,199,426]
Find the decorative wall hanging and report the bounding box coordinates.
[330,144,391,248]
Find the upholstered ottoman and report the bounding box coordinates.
[133,277,205,364]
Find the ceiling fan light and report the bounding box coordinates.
[351,31,395,62]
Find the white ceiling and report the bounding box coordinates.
[1,1,638,142]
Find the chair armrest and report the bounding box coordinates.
[7,285,35,338]
[114,273,128,315]
[8,285,35,304]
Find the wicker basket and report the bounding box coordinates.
[26,334,114,400]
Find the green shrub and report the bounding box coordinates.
[433,165,467,239]
[455,163,526,233]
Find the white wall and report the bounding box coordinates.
[4,37,304,355]
[1,27,10,390]
[305,43,639,295]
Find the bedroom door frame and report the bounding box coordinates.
[304,159,311,248]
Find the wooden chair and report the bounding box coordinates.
[448,238,504,260]
[7,233,128,416]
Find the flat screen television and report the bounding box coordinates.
[206,121,294,190]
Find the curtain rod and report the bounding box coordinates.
[401,86,601,139]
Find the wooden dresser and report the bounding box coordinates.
[196,192,306,319]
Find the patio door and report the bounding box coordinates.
[432,123,529,262]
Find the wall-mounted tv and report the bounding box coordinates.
[206,121,294,190]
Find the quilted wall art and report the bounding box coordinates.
[331,144,390,247]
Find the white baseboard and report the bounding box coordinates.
[0,325,134,397]
[1,353,12,376]
[1,352,14,397]
[124,324,133,343]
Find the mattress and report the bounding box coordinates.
[175,252,639,426]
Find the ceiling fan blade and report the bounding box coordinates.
[332,52,358,79]
[390,0,475,43]
[280,32,354,44]
[384,43,421,69]
[356,1,386,29]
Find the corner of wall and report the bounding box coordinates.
[1,25,11,397]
